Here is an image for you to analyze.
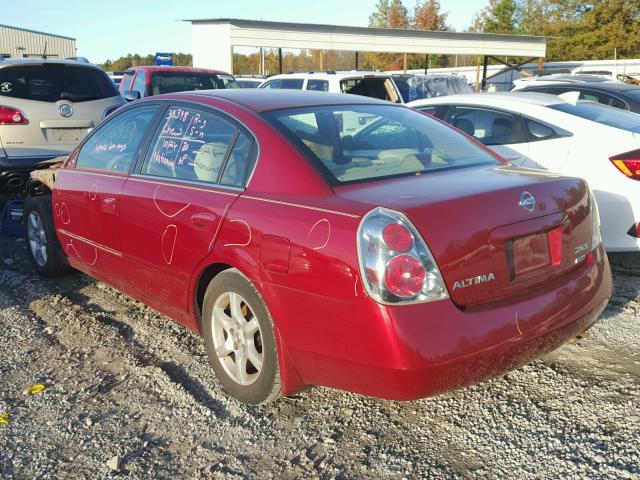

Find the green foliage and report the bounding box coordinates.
[100,53,192,71]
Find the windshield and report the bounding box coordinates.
[149,72,239,94]
[549,101,640,133]
[0,64,118,102]
[264,105,501,184]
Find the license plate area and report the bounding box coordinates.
[508,225,563,280]
[45,128,88,143]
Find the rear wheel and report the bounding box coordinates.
[202,269,282,405]
[24,196,71,277]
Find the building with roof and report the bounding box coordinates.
[0,24,76,59]
[185,18,547,89]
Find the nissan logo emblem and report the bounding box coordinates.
[519,191,536,212]
[59,104,73,118]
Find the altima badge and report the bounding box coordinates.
[59,104,73,118]
[519,191,536,212]
[453,273,496,290]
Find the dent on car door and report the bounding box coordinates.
[446,106,529,164]
[54,104,159,285]
[119,104,255,324]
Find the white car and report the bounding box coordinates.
[409,92,640,252]
[259,71,402,103]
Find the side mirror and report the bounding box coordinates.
[123,90,141,102]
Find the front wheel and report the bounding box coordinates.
[202,269,282,405]
[24,196,71,277]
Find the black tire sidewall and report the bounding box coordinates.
[23,196,70,277]
[202,269,279,405]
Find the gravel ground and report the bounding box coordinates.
[0,233,639,480]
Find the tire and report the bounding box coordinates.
[202,268,282,405]
[24,195,72,277]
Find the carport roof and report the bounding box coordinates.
[184,18,547,57]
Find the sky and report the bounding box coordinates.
[1,0,488,64]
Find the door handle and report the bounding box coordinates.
[101,197,117,214]
[190,212,216,227]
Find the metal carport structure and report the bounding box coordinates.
[186,18,547,89]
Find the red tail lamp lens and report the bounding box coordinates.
[384,255,426,298]
[382,223,414,252]
[610,149,640,181]
[0,106,28,125]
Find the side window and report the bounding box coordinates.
[579,91,626,110]
[143,106,252,186]
[131,71,146,97]
[261,79,282,89]
[76,105,158,172]
[307,79,329,91]
[525,119,557,141]
[448,106,527,145]
[280,79,304,89]
[417,106,437,116]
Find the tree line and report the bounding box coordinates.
[100,0,640,73]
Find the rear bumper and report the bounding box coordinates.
[0,154,60,192]
[281,245,612,400]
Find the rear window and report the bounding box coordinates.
[264,105,500,185]
[149,72,239,95]
[0,64,118,102]
[340,77,400,103]
[549,101,640,133]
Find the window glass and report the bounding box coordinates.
[148,72,237,96]
[264,105,500,184]
[340,77,400,103]
[76,105,158,172]
[260,79,281,89]
[221,131,252,187]
[131,71,146,96]
[525,119,557,141]
[280,79,304,89]
[120,70,135,91]
[144,106,246,183]
[625,89,640,101]
[0,64,118,102]
[307,79,329,91]
[448,107,527,145]
[578,91,626,110]
[549,101,640,133]
[416,106,437,117]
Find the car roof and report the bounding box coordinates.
[263,70,392,80]
[409,91,568,108]
[0,57,102,70]
[520,80,640,93]
[156,89,396,113]
[125,65,230,75]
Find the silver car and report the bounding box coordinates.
[0,58,124,192]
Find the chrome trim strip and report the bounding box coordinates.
[127,174,241,196]
[63,169,126,179]
[241,195,361,218]
[57,228,123,257]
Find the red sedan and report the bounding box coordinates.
[24,90,612,405]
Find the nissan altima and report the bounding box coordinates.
[24,90,612,404]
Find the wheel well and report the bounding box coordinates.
[194,263,233,329]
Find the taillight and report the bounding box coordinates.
[0,105,28,125]
[589,187,602,250]
[357,207,448,304]
[610,149,640,180]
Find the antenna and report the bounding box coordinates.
[43,41,47,60]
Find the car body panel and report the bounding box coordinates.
[50,90,612,400]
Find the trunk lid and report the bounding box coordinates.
[335,165,592,307]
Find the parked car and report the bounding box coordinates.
[512,77,640,113]
[392,74,472,103]
[259,71,403,103]
[236,77,264,89]
[0,58,125,193]
[409,92,640,252]
[24,90,611,405]
[119,66,239,101]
